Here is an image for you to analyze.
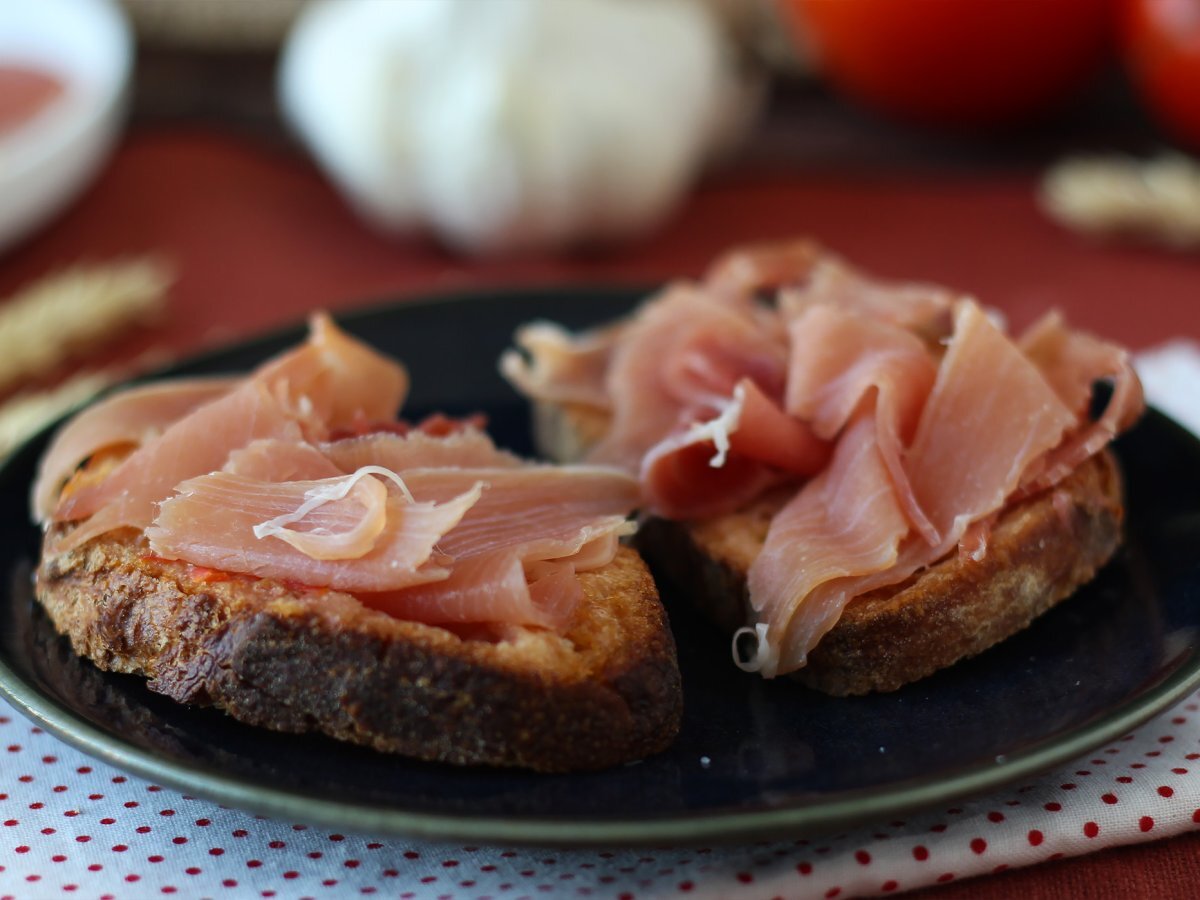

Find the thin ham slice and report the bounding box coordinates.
[588,283,787,474]
[358,552,582,630]
[1017,311,1145,494]
[779,258,955,341]
[640,379,828,520]
[31,377,235,523]
[784,304,939,544]
[500,320,624,409]
[48,315,409,553]
[745,301,1081,676]
[322,427,522,473]
[742,414,910,676]
[146,469,482,591]
[48,380,306,554]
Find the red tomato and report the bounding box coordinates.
[784,0,1113,130]
[1121,0,1200,150]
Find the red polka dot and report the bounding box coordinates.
[222,880,237,888]
[112,845,127,853]
[913,845,929,861]
[1140,816,1155,832]
[247,860,263,869]
[970,838,987,855]
[736,872,753,884]
[987,811,1004,823]
[855,850,871,865]
[1102,793,1119,804]
[937,873,955,884]
[1044,803,1061,812]
[195,819,211,827]
[232,830,248,838]
[209,848,224,856]
[185,868,200,876]
[1159,786,1175,798]
[269,840,285,849]
[159,809,175,817]
[882,881,898,892]
[1084,822,1100,838]
[797,862,813,875]
[15,846,29,854]
[284,872,299,880]
[678,882,694,892]
[329,834,345,842]
[345,860,361,869]
[825,890,841,899]
[1174,768,1189,775]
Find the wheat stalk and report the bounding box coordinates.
[0,258,171,393]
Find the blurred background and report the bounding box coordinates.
[0,0,1196,449]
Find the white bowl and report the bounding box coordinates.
[0,0,132,254]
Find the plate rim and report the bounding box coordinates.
[1,285,1197,846]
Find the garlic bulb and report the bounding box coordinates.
[279,0,761,255]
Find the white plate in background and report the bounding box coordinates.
[0,0,132,254]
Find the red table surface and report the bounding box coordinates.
[1,129,1199,900]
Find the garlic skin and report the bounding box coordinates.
[279,0,761,255]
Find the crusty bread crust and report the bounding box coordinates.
[536,399,1126,695]
[37,463,682,771]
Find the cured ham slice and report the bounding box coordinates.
[640,379,828,520]
[358,553,581,630]
[31,377,235,523]
[785,304,939,543]
[49,380,306,554]
[588,283,787,474]
[396,466,638,561]
[322,428,522,473]
[48,314,410,553]
[223,439,343,481]
[1018,311,1145,493]
[778,258,955,339]
[500,320,623,409]
[703,238,823,302]
[146,469,482,591]
[253,312,408,431]
[743,414,910,676]
[745,301,1081,675]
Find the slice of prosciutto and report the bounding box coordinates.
[31,377,235,523]
[46,313,408,554]
[745,301,1093,676]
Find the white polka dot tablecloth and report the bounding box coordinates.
[1,343,1198,900]
[3,692,1200,900]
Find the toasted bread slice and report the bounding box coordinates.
[533,399,1125,695]
[36,455,682,772]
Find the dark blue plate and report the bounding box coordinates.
[1,287,1198,846]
